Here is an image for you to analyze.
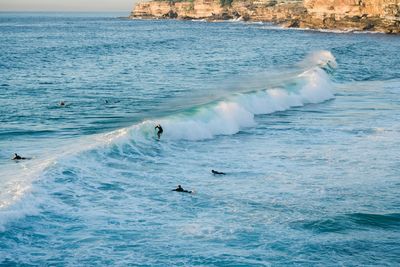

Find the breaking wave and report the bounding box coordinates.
[0,50,337,230]
[124,50,336,141]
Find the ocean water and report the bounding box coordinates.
[1,13,400,266]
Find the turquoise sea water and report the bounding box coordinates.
[1,13,400,266]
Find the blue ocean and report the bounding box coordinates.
[1,12,400,266]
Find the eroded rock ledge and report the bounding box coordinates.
[130,0,400,33]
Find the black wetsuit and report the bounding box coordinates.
[172,186,192,193]
[12,154,26,160]
[155,125,163,139]
[212,170,226,175]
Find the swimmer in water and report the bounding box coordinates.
[172,185,192,193]
[59,101,65,106]
[212,170,226,175]
[12,153,26,160]
[155,124,163,140]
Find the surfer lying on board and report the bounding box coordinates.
[172,185,192,193]
[12,153,27,160]
[212,170,226,175]
[155,124,163,140]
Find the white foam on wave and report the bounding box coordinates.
[161,102,256,140]
[126,55,335,141]
[0,128,130,231]
[301,50,337,71]
[0,188,40,232]
[0,159,52,231]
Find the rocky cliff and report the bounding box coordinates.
[302,0,400,32]
[130,0,400,33]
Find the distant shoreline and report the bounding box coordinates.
[130,0,400,34]
[128,16,393,36]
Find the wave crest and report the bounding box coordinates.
[127,51,335,141]
[0,51,337,229]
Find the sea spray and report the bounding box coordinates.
[126,51,336,141]
[0,50,337,229]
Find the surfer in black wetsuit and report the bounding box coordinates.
[212,170,226,175]
[12,153,26,160]
[172,185,192,193]
[155,124,163,140]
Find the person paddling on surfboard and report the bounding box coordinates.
[172,185,192,193]
[212,170,226,175]
[12,153,26,160]
[155,124,163,140]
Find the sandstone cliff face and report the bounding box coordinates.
[133,1,172,17]
[132,0,223,19]
[304,0,400,18]
[231,1,306,22]
[303,0,400,32]
[130,0,400,33]
[132,0,306,22]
